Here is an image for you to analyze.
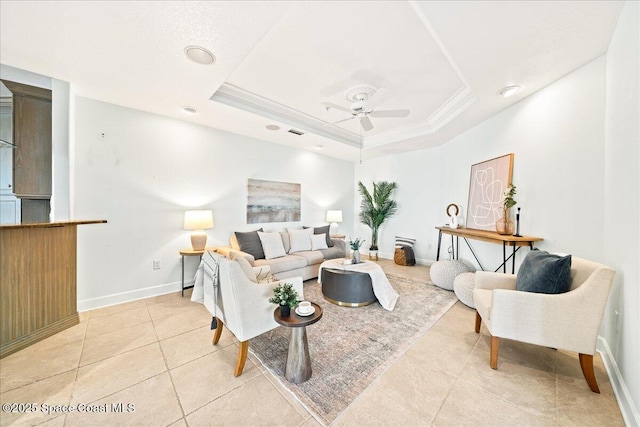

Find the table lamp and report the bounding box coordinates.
[326,210,343,236]
[184,210,214,251]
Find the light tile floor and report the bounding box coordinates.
[0,260,624,426]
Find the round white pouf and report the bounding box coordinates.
[454,272,476,308]
[430,260,472,291]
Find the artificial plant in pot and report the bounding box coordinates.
[358,181,398,259]
[269,283,299,317]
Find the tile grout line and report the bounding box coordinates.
[429,318,482,426]
[149,301,189,427]
[62,315,91,427]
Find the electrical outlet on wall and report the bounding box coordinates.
[153,259,161,270]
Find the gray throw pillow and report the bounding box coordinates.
[234,229,265,260]
[516,249,572,294]
[304,225,334,247]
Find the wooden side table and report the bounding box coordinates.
[435,227,543,274]
[273,302,323,384]
[179,247,216,297]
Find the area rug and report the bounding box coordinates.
[249,274,457,426]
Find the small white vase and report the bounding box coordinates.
[353,250,361,264]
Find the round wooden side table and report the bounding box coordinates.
[273,302,323,384]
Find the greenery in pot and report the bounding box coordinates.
[268,283,299,308]
[358,181,398,251]
[349,237,365,251]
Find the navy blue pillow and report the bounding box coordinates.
[516,249,572,294]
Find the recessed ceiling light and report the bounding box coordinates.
[182,106,197,114]
[266,124,280,131]
[498,85,521,98]
[184,46,216,65]
[315,144,325,150]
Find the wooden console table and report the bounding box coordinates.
[435,226,543,274]
[0,220,106,358]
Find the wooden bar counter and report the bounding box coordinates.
[0,220,106,358]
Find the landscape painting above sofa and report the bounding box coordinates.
[247,179,301,224]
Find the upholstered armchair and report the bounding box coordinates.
[193,250,304,376]
[473,256,615,393]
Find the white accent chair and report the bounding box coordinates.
[473,257,615,393]
[194,251,304,377]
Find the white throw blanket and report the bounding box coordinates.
[318,260,399,311]
[191,260,206,303]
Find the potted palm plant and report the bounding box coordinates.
[358,181,398,260]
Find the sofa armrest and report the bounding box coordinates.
[331,238,346,256]
[215,246,256,265]
[475,271,517,290]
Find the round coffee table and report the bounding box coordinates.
[273,302,323,384]
[321,265,377,307]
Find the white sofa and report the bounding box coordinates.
[217,229,346,281]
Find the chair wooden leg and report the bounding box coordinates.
[212,318,223,345]
[579,353,600,393]
[475,311,481,333]
[234,341,249,377]
[490,335,500,369]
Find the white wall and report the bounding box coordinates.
[73,97,354,310]
[51,79,71,221]
[604,0,640,423]
[356,56,607,270]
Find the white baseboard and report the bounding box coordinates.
[77,279,192,312]
[597,336,640,427]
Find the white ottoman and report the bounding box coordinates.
[430,260,472,291]
[454,272,476,308]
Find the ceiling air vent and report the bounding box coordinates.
[288,128,304,136]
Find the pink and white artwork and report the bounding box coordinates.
[465,154,514,231]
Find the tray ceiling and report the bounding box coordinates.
[0,1,624,161]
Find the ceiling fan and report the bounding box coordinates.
[322,85,410,132]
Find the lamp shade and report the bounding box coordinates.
[326,210,343,223]
[184,210,214,230]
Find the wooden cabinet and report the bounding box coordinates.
[0,220,106,358]
[1,80,52,223]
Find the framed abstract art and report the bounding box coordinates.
[465,153,514,231]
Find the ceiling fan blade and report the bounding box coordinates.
[365,88,391,110]
[322,102,353,114]
[360,116,374,132]
[324,116,355,126]
[371,109,410,118]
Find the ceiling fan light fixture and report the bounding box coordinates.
[184,45,216,65]
[499,85,521,98]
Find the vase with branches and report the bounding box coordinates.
[349,237,365,264]
[496,184,517,235]
[358,181,398,254]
